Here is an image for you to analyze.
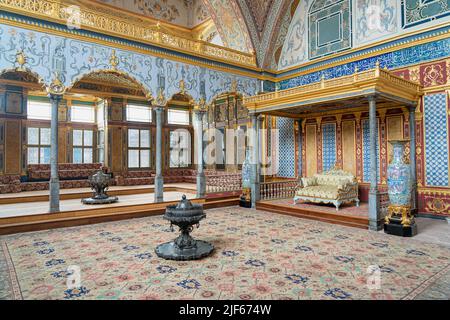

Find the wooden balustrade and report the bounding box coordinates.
[259,180,298,200]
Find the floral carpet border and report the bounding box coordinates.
[0,241,23,300]
[403,263,450,300]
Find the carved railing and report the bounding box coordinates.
[259,180,298,200]
[0,0,257,68]
[206,174,242,193]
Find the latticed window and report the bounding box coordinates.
[73,129,94,164]
[27,127,51,164]
[128,129,150,168]
[170,129,190,168]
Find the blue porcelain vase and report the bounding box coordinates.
[241,147,252,189]
[387,140,412,207]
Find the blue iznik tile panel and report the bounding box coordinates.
[424,94,449,187]
[322,123,336,171]
[281,37,450,89]
[0,24,258,103]
[308,0,352,59]
[362,119,380,183]
[277,117,296,178]
[402,0,450,28]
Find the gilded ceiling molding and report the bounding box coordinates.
[0,0,256,68]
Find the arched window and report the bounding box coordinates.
[308,0,352,59]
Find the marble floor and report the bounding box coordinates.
[412,217,450,247]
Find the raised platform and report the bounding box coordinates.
[0,184,239,235]
[0,183,196,205]
[257,198,369,229]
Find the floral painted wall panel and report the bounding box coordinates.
[278,0,310,69]
[355,0,398,45]
[0,24,258,103]
[278,0,450,70]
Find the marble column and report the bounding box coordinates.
[154,106,164,203]
[195,108,206,198]
[49,93,62,213]
[368,95,381,231]
[409,103,418,213]
[250,114,261,208]
[257,115,264,184]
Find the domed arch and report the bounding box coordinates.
[0,68,48,92]
[67,69,153,100]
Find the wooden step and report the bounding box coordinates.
[0,197,238,235]
[0,186,196,205]
[256,201,368,229]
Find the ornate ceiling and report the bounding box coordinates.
[91,0,300,68]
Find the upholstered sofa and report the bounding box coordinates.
[294,169,359,211]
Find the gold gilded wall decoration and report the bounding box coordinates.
[15,50,27,71]
[47,72,66,95]
[426,198,450,214]
[110,50,119,70]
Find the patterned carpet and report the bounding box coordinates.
[1,206,449,300]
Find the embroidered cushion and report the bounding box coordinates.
[301,177,317,187]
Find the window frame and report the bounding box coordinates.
[167,108,190,126]
[26,126,51,164]
[126,103,152,123]
[127,128,151,169]
[27,100,52,120]
[70,104,96,124]
[169,129,191,168]
[72,129,95,164]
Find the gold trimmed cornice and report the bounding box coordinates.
[0,0,257,68]
[244,67,423,115]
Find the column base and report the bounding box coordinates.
[196,172,206,198]
[368,190,380,231]
[49,178,60,213]
[154,175,164,203]
[368,219,383,231]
